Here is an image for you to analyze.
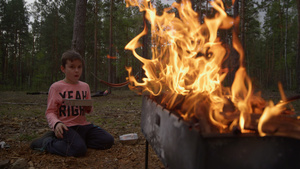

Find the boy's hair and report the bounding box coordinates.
[61,50,84,67]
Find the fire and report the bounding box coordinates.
[124,0,291,135]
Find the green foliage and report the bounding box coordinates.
[259,0,298,89]
[0,0,299,92]
[0,0,29,89]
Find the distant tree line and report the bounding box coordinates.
[0,0,299,93]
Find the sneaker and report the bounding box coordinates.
[30,131,55,151]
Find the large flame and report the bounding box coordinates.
[124,0,289,134]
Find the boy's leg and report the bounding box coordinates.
[45,127,87,157]
[30,131,55,151]
[85,124,114,150]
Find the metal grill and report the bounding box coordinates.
[141,96,300,169]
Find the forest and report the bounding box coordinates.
[0,0,299,93]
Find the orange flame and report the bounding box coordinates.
[125,0,289,134]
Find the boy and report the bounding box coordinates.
[30,50,114,157]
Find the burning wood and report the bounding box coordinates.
[124,0,300,140]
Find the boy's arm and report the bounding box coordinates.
[45,87,62,129]
[85,85,93,113]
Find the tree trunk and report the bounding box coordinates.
[108,0,114,93]
[94,0,98,92]
[0,31,5,82]
[72,0,87,81]
[17,33,21,87]
[198,0,202,23]
[284,0,289,89]
[228,0,240,85]
[191,0,195,11]
[206,0,208,16]
[53,8,58,82]
[297,0,300,92]
[14,30,17,85]
[240,0,246,73]
[240,0,245,49]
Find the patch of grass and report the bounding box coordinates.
[104,118,119,127]
[88,117,104,124]
[132,120,140,127]
[118,121,127,127]
[19,133,39,141]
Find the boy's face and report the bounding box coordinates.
[61,59,82,84]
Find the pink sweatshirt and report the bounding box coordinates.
[45,80,92,129]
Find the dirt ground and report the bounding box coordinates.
[0,90,164,169]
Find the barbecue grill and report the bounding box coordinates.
[141,96,300,169]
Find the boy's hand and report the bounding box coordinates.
[55,122,68,138]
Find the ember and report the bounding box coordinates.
[124,0,300,139]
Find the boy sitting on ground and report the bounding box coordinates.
[30,50,114,157]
